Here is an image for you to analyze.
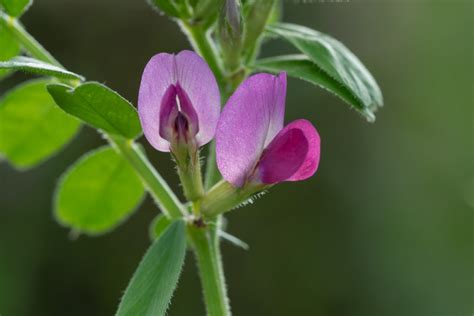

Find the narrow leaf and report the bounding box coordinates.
[267,23,383,121]
[117,221,186,316]
[55,146,145,235]
[47,82,142,139]
[149,214,172,241]
[219,230,249,250]
[0,79,80,169]
[0,22,21,79]
[254,55,362,114]
[0,0,32,17]
[0,56,85,80]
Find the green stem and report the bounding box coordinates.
[0,12,62,67]
[179,20,227,190]
[179,19,253,316]
[179,21,225,88]
[204,143,220,190]
[4,13,185,219]
[111,137,185,219]
[188,223,231,316]
[176,154,205,203]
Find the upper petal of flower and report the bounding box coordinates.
[138,50,220,152]
[257,119,320,184]
[216,72,287,187]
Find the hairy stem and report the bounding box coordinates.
[204,143,220,190]
[111,137,185,219]
[176,152,205,203]
[3,12,185,219]
[179,21,225,89]
[179,19,234,315]
[188,223,231,316]
[0,12,62,67]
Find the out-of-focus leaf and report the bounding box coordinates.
[47,82,142,139]
[0,56,85,80]
[0,79,80,169]
[0,22,21,79]
[267,0,282,25]
[116,221,186,316]
[242,0,275,51]
[254,55,362,112]
[0,0,31,17]
[149,214,172,241]
[147,0,180,18]
[55,146,145,235]
[267,23,383,121]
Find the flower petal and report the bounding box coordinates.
[138,53,176,151]
[264,72,287,147]
[158,84,179,141]
[138,51,220,152]
[257,119,320,184]
[216,72,287,187]
[175,50,220,147]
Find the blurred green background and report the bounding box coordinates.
[0,0,472,315]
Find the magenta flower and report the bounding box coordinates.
[216,72,321,188]
[138,50,220,152]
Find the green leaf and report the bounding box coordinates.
[243,0,275,51]
[116,220,186,316]
[0,21,21,79]
[0,56,85,80]
[267,23,383,121]
[254,55,362,115]
[0,79,80,169]
[47,82,142,139]
[55,146,145,235]
[0,0,31,17]
[149,214,172,241]
[147,0,180,18]
[267,0,282,26]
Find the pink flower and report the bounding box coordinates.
[216,72,321,187]
[138,50,220,153]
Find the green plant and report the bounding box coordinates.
[0,0,383,315]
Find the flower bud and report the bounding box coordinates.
[218,0,243,71]
[242,0,276,62]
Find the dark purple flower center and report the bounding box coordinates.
[159,83,199,144]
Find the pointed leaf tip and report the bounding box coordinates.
[265,22,384,120]
[0,57,85,81]
[48,82,142,139]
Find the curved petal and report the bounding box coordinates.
[175,50,220,147]
[257,119,320,184]
[216,72,287,187]
[138,53,176,151]
[264,72,287,147]
[138,51,220,152]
